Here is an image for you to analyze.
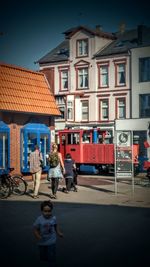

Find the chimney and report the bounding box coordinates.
[119,22,126,34]
[138,25,144,45]
[95,25,103,33]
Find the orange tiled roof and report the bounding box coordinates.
[0,63,60,116]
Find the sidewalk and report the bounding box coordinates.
[7,175,150,208]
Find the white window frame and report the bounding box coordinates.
[67,101,74,120]
[59,106,65,119]
[117,63,126,86]
[81,100,89,121]
[117,98,126,119]
[100,100,109,120]
[100,65,109,87]
[78,68,88,89]
[55,96,66,120]
[77,39,88,57]
[61,70,68,90]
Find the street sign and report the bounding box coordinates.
[115,131,133,178]
[115,131,134,194]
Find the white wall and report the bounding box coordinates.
[131,46,150,118]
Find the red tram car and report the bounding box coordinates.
[58,128,139,175]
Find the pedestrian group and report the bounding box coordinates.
[29,143,78,200]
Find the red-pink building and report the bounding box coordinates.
[0,63,60,179]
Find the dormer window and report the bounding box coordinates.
[77,39,88,57]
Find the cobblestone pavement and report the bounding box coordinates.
[5,174,150,208]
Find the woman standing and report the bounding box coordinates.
[48,143,65,199]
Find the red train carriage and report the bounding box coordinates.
[58,128,139,175]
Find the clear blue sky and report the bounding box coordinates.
[0,0,150,70]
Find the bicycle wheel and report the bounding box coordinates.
[12,176,27,195]
[0,179,11,199]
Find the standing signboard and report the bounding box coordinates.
[115,131,134,194]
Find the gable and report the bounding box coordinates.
[74,60,90,67]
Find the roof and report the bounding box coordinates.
[37,25,115,65]
[63,25,115,40]
[0,63,60,116]
[37,40,69,64]
[94,26,150,58]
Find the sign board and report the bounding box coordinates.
[115,131,133,179]
[115,118,150,131]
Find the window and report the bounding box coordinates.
[100,100,109,120]
[78,68,88,89]
[140,94,150,118]
[67,101,73,120]
[59,106,65,119]
[116,98,126,119]
[81,101,89,121]
[139,57,150,82]
[56,96,66,119]
[67,133,80,145]
[77,39,88,57]
[61,70,68,90]
[116,63,126,86]
[99,65,109,87]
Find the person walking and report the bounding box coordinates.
[29,144,43,199]
[33,200,63,267]
[48,143,65,199]
[64,153,77,193]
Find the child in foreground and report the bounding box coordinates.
[33,200,63,267]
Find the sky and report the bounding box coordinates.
[0,0,150,71]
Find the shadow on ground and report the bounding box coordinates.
[0,200,150,267]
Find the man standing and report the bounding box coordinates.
[29,145,43,198]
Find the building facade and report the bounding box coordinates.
[37,25,150,150]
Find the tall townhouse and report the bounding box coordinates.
[37,25,115,141]
[37,24,150,146]
[130,25,150,157]
[97,24,150,159]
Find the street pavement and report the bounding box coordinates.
[0,174,150,267]
[3,174,150,208]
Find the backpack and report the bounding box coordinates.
[49,152,59,168]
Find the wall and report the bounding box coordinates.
[131,46,150,118]
[1,112,54,179]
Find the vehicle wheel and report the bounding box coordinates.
[0,179,11,199]
[12,176,27,195]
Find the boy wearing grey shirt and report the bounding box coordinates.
[33,201,63,266]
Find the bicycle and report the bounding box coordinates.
[0,168,28,199]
